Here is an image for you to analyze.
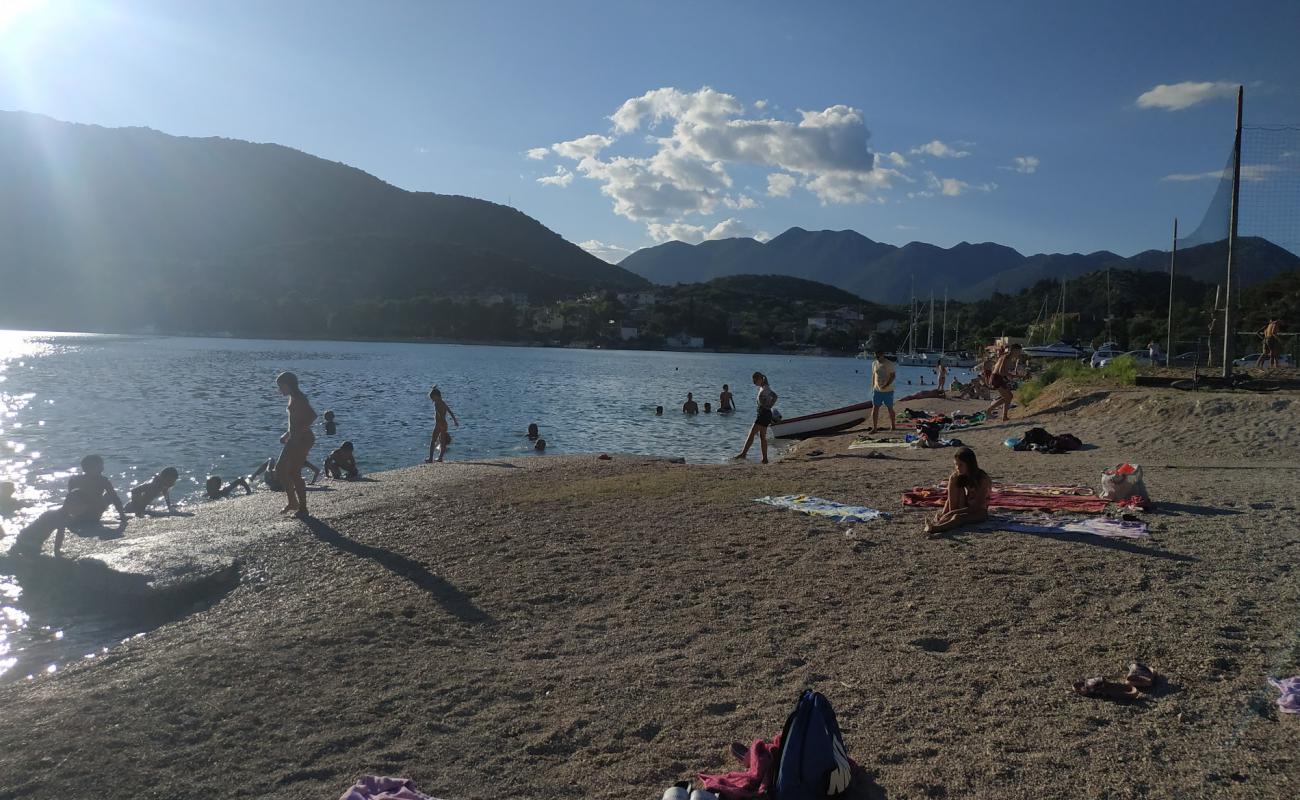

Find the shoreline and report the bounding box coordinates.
[1,384,1299,798]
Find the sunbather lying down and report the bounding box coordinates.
[924,447,991,535]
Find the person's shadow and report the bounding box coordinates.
[300,516,494,626]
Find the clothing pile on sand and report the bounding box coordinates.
[339,776,443,800]
[1006,427,1085,454]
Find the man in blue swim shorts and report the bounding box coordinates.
[870,348,896,432]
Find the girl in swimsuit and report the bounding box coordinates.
[426,386,459,463]
[733,372,777,464]
[924,447,992,535]
[276,371,317,516]
[985,344,1023,420]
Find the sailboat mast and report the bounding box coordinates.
[942,288,948,353]
[927,293,935,350]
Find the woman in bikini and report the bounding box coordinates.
[924,447,992,535]
[733,371,777,464]
[275,371,317,516]
[985,343,1023,420]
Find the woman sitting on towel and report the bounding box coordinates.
[924,447,992,535]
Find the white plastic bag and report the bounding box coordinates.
[1101,463,1147,502]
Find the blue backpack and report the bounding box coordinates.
[772,690,853,800]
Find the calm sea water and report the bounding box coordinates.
[0,330,971,680]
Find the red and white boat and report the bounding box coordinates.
[771,401,874,439]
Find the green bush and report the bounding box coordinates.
[1015,355,1137,405]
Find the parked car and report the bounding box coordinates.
[1090,348,1123,368]
[1171,351,1207,367]
[1233,353,1295,367]
[1095,350,1152,369]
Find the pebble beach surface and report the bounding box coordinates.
[1,384,1299,799]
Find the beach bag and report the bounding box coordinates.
[1100,463,1147,502]
[772,691,852,800]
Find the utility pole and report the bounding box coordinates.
[941,287,948,353]
[927,292,935,350]
[1166,218,1177,367]
[1223,85,1243,378]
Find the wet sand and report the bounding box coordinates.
[1,385,1298,799]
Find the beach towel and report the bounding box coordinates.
[848,437,912,450]
[903,483,1144,513]
[970,515,1149,539]
[339,776,443,800]
[755,495,889,523]
[1269,677,1300,714]
[699,733,781,800]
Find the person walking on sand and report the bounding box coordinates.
[734,372,777,464]
[426,386,459,463]
[923,447,992,536]
[936,359,948,392]
[869,349,896,433]
[1258,320,1283,369]
[985,343,1024,421]
[275,371,317,516]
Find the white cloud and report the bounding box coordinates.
[1004,155,1040,174]
[1137,81,1238,111]
[578,239,632,263]
[754,99,768,110]
[766,172,797,197]
[537,166,573,187]
[552,134,614,160]
[894,224,918,231]
[882,151,909,168]
[1162,164,1278,182]
[647,217,765,244]
[922,172,996,197]
[723,194,759,209]
[910,139,971,159]
[525,147,550,160]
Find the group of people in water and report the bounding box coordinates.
[652,375,778,463]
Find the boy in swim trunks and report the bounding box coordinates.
[426,386,459,463]
[870,350,896,433]
[324,441,360,480]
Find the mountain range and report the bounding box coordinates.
[0,111,644,333]
[619,227,1300,304]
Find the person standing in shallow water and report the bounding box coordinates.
[275,371,317,516]
[426,386,459,463]
[733,371,776,464]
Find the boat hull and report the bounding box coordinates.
[771,401,874,439]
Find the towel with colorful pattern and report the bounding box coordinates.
[755,495,889,523]
[971,515,1149,539]
[903,482,1145,513]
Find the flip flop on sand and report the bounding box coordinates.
[1126,662,1157,690]
[1073,677,1141,702]
[729,741,749,764]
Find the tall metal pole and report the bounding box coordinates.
[1166,218,1177,367]
[1222,85,1244,378]
[941,287,948,353]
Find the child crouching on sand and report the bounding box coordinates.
[124,468,179,516]
[324,441,360,480]
[924,447,992,536]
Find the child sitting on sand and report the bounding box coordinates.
[923,447,992,536]
[324,441,360,480]
[66,454,126,525]
[123,468,180,516]
[9,489,96,558]
[205,475,252,500]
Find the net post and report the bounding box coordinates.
[1166,218,1177,367]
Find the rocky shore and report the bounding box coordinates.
[1,385,1298,799]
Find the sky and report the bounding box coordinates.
[2,0,1298,263]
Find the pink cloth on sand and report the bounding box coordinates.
[698,734,781,800]
[339,776,442,800]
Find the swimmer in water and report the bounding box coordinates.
[683,393,700,414]
[322,410,337,435]
[527,422,540,440]
[655,406,664,416]
[205,475,252,500]
[719,385,735,413]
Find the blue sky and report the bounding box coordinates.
[2,0,1298,262]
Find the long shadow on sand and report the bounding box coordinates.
[1152,502,1243,517]
[934,528,1199,562]
[301,516,495,625]
[452,461,521,469]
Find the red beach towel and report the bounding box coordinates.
[902,483,1145,513]
[699,734,781,800]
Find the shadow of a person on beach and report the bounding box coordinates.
[452,461,521,469]
[299,516,494,626]
[1151,502,1243,517]
[932,528,1198,562]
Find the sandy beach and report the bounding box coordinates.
[1,384,1299,799]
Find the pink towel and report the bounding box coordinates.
[339,776,442,800]
[698,734,781,800]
